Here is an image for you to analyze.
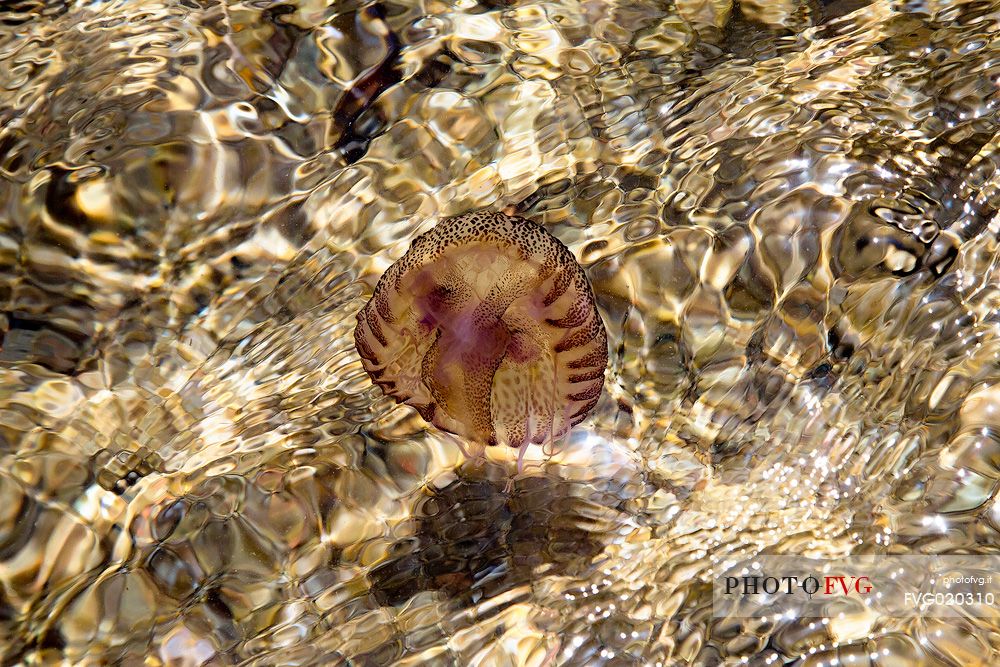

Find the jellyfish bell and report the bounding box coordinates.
[355,211,608,465]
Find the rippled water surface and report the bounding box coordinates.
[3,0,1000,664]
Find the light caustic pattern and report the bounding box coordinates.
[2,0,1000,665]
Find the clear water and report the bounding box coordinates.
[2,0,1000,664]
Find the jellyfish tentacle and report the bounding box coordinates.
[517,440,529,475]
[422,321,511,444]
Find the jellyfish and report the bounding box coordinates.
[354,211,608,466]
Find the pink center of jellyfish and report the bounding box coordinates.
[354,211,608,453]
